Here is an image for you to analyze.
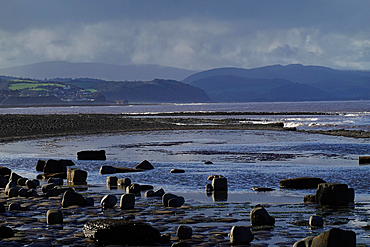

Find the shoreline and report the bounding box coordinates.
[0,113,368,143]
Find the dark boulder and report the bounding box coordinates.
[82,219,161,245]
[100,166,116,174]
[359,156,370,164]
[315,183,354,206]
[170,169,185,173]
[62,190,85,207]
[136,160,154,170]
[162,193,185,207]
[36,160,46,172]
[250,206,275,226]
[43,159,67,174]
[311,228,355,247]
[279,177,326,189]
[67,168,87,183]
[77,150,106,160]
[0,225,14,238]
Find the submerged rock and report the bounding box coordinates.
[279,177,326,189]
[315,183,354,206]
[83,219,161,245]
[77,150,106,160]
[136,160,154,170]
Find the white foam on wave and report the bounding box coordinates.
[284,122,303,128]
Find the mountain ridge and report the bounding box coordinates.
[0,61,196,82]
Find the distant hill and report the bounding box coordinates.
[184,64,370,102]
[0,61,196,81]
[67,78,211,103]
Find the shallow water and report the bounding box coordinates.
[1,129,369,200]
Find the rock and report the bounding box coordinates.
[252,187,275,192]
[67,168,87,183]
[140,184,154,191]
[9,172,23,183]
[159,233,171,244]
[154,188,165,196]
[205,184,213,192]
[310,228,355,247]
[163,193,185,207]
[207,174,224,181]
[101,194,117,208]
[0,176,8,188]
[0,225,14,238]
[100,166,116,174]
[62,190,85,207]
[170,169,185,173]
[0,203,5,213]
[25,179,38,189]
[212,177,227,191]
[120,193,135,209]
[250,206,275,226]
[177,225,192,239]
[83,219,161,245]
[8,187,18,197]
[46,187,73,198]
[0,167,11,176]
[42,183,56,194]
[39,172,67,179]
[36,160,46,172]
[47,209,63,224]
[85,197,95,206]
[9,203,21,211]
[293,236,315,247]
[309,215,324,227]
[59,159,75,166]
[18,188,28,197]
[26,189,38,197]
[359,156,370,164]
[348,188,355,203]
[230,225,254,245]
[212,191,228,201]
[47,177,64,186]
[279,177,326,189]
[315,183,354,206]
[304,194,316,203]
[43,159,67,174]
[145,190,155,197]
[126,183,141,195]
[5,181,17,192]
[77,150,106,160]
[17,177,27,186]
[204,161,213,164]
[106,176,117,186]
[136,160,154,170]
[118,178,131,186]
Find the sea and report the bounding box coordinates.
[1,100,370,244]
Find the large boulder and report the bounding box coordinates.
[67,168,87,183]
[0,225,14,238]
[315,183,354,206]
[162,193,185,207]
[135,160,154,170]
[126,183,141,195]
[100,166,116,174]
[0,176,8,188]
[250,206,275,226]
[101,195,117,208]
[279,177,326,189]
[77,150,106,160]
[47,209,63,224]
[310,228,355,247]
[120,193,135,209]
[43,159,67,174]
[212,177,227,191]
[62,190,85,207]
[177,225,192,240]
[36,160,46,172]
[9,172,23,184]
[83,219,161,245]
[230,226,254,245]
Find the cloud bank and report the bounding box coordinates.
[1,0,370,70]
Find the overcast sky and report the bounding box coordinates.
[1,0,370,71]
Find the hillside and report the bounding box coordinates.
[0,77,211,105]
[68,78,211,103]
[184,64,370,102]
[0,61,196,81]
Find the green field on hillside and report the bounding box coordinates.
[8,83,66,90]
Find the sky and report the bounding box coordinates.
[0,0,370,71]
